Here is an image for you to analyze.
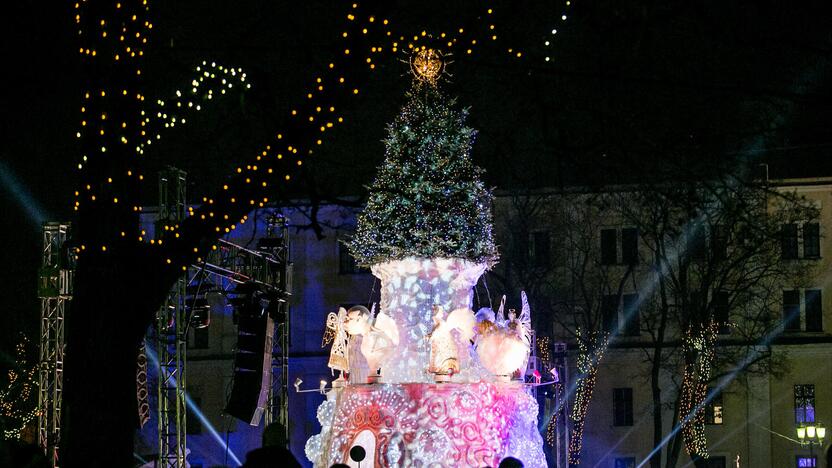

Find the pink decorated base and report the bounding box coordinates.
[307,382,545,468]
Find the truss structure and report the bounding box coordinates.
[156,167,188,467]
[187,214,292,435]
[552,342,570,468]
[38,222,73,467]
[262,216,291,436]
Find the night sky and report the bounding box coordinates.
[2,0,832,358]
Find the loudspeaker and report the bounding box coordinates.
[225,285,274,425]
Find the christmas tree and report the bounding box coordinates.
[308,63,545,468]
[347,83,498,267]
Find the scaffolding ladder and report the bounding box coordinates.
[38,222,73,468]
[156,167,188,467]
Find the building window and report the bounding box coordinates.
[794,384,815,423]
[704,390,723,425]
[690,228,707,260]
[613,388,633,426]
[338,243,368,274]
[713,291,730,334]
[782,223,799,259]
[802,223,820,259]
[621,294,640,336]
[705,457,726,468]
[621,228,639,265]
[530,231,551,267]
[602,295,619,334]
[189,326,210,350]
[783,222,821,259]
[783,289,824,332]
[601,229,617,265]
[614,457,635,468]
[711,224,728,261]
[805,289,823,332]
[783,290,801,332]
[601,228,639,265]
[796,456,817,467]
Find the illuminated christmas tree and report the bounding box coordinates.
[348,82,498,266]
[307,51,545,468]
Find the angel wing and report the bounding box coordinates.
[519,291,532,347]
[321,312,339,347]
[446,308,476,343]
[327,308,350,372]
[496,295,507,327]
[373,311,400,346]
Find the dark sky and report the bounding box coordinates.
[2,1,832,355]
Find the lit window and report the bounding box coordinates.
[794,384,815,423]
[796,456,817,468]
[705,390,723,425]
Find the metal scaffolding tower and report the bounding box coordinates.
[552,342,570,468]
[38,222,73,467]
[156,167,188,467]
[261,216,291,435]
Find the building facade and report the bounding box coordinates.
[137,176,832,468]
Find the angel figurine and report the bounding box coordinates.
[343,305,399,383]
[323,308,350,381]
[428,305,477,382]
[475,291,533,381]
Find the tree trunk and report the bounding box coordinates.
[665,398,684,468]
[650,350,663,468]
[62,248,174,467]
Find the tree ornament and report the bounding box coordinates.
[410,48,445,85]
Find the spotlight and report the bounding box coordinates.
[294,377,303,392]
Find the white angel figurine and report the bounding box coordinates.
[428,305,477,380]
[476,292,533,381]
[343,305,399,383]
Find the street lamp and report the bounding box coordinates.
[796,422,826,461]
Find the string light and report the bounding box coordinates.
[1,336,40,440]
[138,61,250,154]
[347,83,498,267]
[567,329,609,464]
[680,320,718,458]
[73,0,578,260]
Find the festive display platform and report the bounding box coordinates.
[305,382,545,468]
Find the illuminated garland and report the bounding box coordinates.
[537,335,552,364]
[567,329,609,465]
[72,0,578,269]
[138,61,250,154]
[679,320,718,458]
[1,337,40,440]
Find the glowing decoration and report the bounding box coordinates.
[680,320,718,458]
[324,307,350,375]
[370,257,491,384]
[138,61,250,154]
[568,329,609,464]
[409,48,444,84]
[347,83,498,266]
[1,337,40,440]
[474,292,532,380]
[306,75,545,465]
[342,305,400,383]
[427,305,476,380]
[306,383,545,467]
